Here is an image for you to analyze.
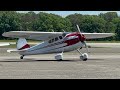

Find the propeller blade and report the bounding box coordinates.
[76,24,81,33]
[76,25,89,53]
[83,41,90,53]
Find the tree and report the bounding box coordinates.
[0,11,118,41]
[67,14,106,33]
[66,13,84,31]
[32,12,72,32]
[104,22,116,33]
[18,11,38,31]
[112,18,120,40]
[0,11,20,39]
[99,12,118,22]
[81,15,106,33]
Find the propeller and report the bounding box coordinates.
[82,41,90,53]
[76,24,90,53]
[76,24,81,33]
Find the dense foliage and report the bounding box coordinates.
[0,11,120,41]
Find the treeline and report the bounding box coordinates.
[0,11,120,41]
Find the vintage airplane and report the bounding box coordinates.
[2,25,114,61]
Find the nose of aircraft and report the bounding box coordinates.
[79,33,86,42]
[78,33,89,53]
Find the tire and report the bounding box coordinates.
[58,59,63,61]
[83,58,87,61]
[20,55,24,59]
[80,53,88,61]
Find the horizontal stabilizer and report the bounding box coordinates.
[7,49,27,53]
[0,43,10,46]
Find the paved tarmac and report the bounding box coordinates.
[0,43,120,79]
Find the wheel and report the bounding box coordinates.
[58,59,63,61]
[80,47,82,49]
[80,53,88,61]
[55,53,63,60]
[20,56,23,59]
[83,58,87,61]
[20,55,24,59]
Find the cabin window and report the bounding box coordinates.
[62,33,66,37]
[48,40,52,43]
[51,38,54,43]
[59,36,63,39]
[55,37,58,41]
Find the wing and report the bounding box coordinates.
[2,31,114,41]
[83,33,115,39]
[2,31,69,41]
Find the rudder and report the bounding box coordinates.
[17,38,30,50]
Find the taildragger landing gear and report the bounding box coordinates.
[20,55,25,59]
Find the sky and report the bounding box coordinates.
[17,11,120,17]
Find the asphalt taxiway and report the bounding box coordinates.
[0,43,120,79]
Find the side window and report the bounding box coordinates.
[55,37,58,41]
[48,40,52,43]
[59,36,63,39]
[51,38,54,43]
[62,33,66,37]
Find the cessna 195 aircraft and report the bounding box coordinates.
[2,25,114,61]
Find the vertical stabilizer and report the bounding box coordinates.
[17,38,30,50]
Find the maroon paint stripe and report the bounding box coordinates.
[64,38,80,46]
[19,44,30,50]
[66,32,79,37]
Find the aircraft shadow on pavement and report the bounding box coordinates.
[0,58,104,62]
[88,59,105,61]
[0,59,79,62]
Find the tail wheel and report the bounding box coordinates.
[20,55,24,59]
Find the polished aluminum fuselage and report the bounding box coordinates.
[19,32,85,55]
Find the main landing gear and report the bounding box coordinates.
[55,52,63,61]
[77,48,88,61]
[20,55,25,59]
[80,53,88,61]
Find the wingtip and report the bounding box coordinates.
[2,32,8,37]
